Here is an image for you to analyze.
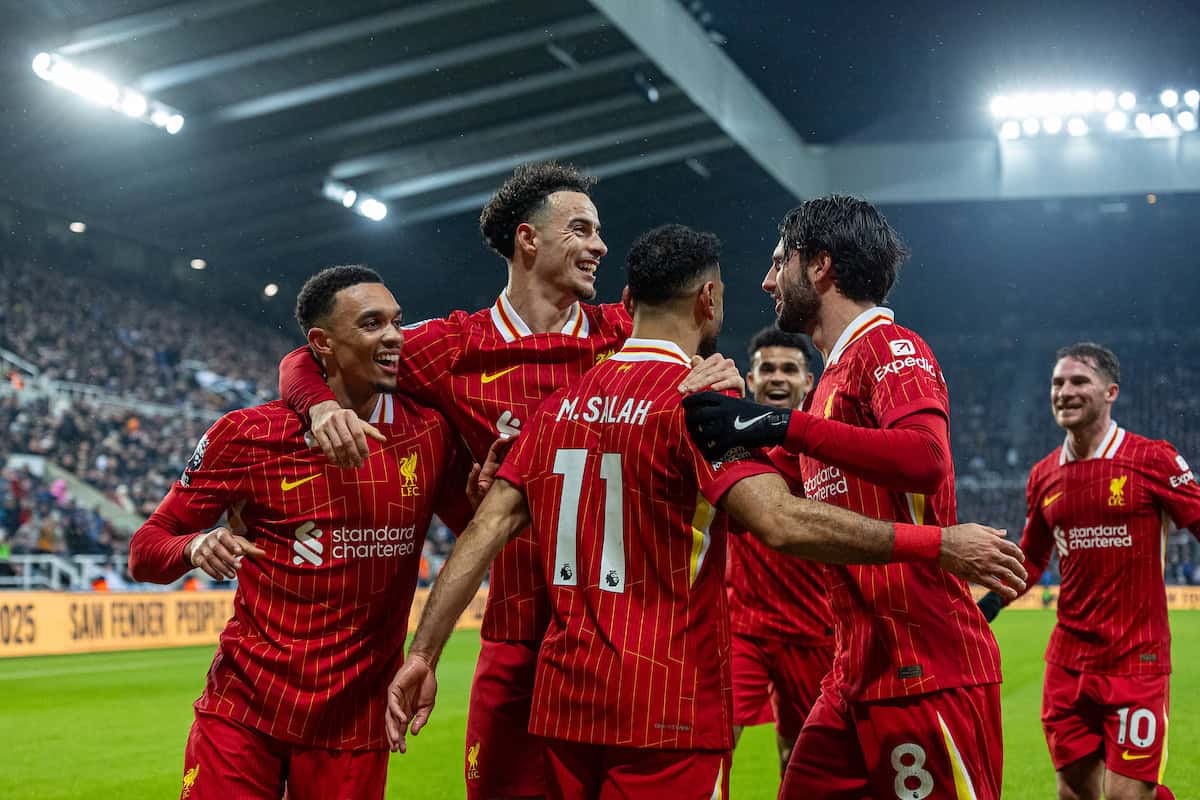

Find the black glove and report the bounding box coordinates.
[682,392,791,460]
[977,591,1004,623]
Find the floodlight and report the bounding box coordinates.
[998,120,1021,140]
[1066,117,1088,137]
[1184,90,1200,107]
[68,222,86,234]
[1042,116,1063,135]
[1160,89,1179,108]
[1095,90,1115,112]
[358,198,388,222]
[1118,92,1137,110]
[190,258,207,270]
[1177,110,1197,132]
[264,283,279,298]
[1104,111,1127,132]
[1022,118,1040,136]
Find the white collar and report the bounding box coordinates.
[368,394,394,425]
[489,291,589,343]
[1060,420,1125,464]
[608,337,691,366]
[826,306,895,366]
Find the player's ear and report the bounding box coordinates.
[803,371,815,392]
[621,285,634,316]
[696,280,717,321]
[1106,382,1119,404]
[810,251,833,287]
[307,326,334,359]
[514,222,538,261]
[745,369,758,395]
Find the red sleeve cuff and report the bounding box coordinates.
[495,462,525,491]
[877,398,946,431]
[700,459,777,507]
[783,410,813,454]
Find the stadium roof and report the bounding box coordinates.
[1,0,1198,288]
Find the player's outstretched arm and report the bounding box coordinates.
[723,473,1027,599]
[278,346,385,469]
[386,479,531,753]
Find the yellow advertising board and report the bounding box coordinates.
[0,587,487,658]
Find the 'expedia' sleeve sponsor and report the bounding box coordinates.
[864,329,949,429]
[1146,441,1200,531]
[128,413,250,584]
[1015,464,1055,600]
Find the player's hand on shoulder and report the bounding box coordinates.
[385,653,438,753]
[467,434,519,509]
[309,400,386,468]
[186,501,265,581]
[938,524,1027,601]
[679,353,745,396]
[682,391,790,460]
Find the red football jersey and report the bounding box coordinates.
[280,293,632,641]
[496,338,775,749]
[129,395,468,749]
[726,449,834,643]
[1021,423,1200,675]
[798,306,1001,702]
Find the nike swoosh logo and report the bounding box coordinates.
[281,474,320,492]
[480,366,520,385]
[1043,491,1064,508]
[1121,750,1152,761]
[733,412,772,431]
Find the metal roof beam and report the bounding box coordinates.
[137,0,499,92]
[330,87,681,180]
[586,0,825,199]
[57,0,272,55]
[371,111,710,199]
[210,14,611,122]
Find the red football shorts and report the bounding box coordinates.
[1041,661,1170,784]
[180,709,387,800]
[781,683,1003,800]
[465,638,545,799]
[730,633,832,740]
[544,738,730,800]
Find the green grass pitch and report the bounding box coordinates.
[0,611,1195,798]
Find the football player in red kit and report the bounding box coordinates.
[979,343,1200,800]
[129,266,472,800]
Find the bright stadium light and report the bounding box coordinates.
[1176,110,1197,132]
[1071,91,1095,113]
[1043,116,1063,135]
[1135,112,1152,134]
[1185,90,1200,107]
[190,258,207,270]
[358,198,388,222]
[1151,112,1175,136]
[264,283,279,298]
[1095,90,1116,112]
[1160,89,1179,108]
[1022,118,1040,136]
[68,221,86,234]
[1118,91,1137,110]
[32,51,185,135]
[989,96,1010,117]
[341,189,357,208]
[1105,111,1128,132]
[1066,117,1088,137]
[998,120,1021,140]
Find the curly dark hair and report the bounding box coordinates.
[626,224,722,306]
[294,264,383,333]
[1056,342,1120,384]
[479,162,596,259]
[778,195,909,305]
[747,326,815,368]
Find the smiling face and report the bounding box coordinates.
[1051,356,1118,433]
[527,191,607,301]
[322,282,405,395]
[762,238,820,334]
[748,345,813,409]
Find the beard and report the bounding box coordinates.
[697,331,719,359]
[776,270,820,334]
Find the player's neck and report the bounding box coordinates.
[504,269,577,334]
[327,375,380,421]
[1065,413,1113,460]
[811,297,876,361]
[629,317,700,358]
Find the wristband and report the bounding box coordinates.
[891,523,942,562]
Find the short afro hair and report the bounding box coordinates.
[479,161,596,259]
[1056,342,1120,384]
[295,265,383,334]
[778,195,909,305]
[747,326,815,369]
[626,224,721,306]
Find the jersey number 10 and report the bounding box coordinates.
[550,448,627,594]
